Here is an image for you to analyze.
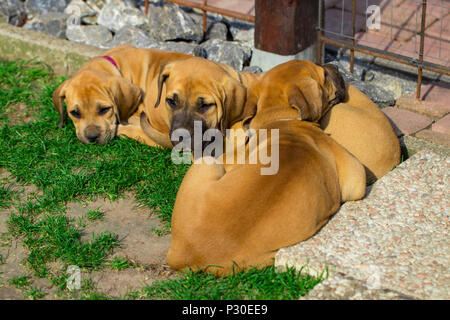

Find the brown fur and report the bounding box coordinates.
[167,61,366,276]
[52,45,259,147]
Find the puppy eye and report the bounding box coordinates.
[198,103,215,113]
[166,98,177,109]
[70,110,81,118]
[98,106,112,115]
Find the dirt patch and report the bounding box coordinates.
[66,194,171,266]
[1,103,34,127]
[88,264,177,297]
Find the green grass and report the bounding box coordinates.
[131,266,323,300]
[0,184,16,208]
[8,275,31,288]
[86,207,104,221]
[0,58,322,300]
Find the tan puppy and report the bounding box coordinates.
[167,62,366,276]
[242,60,400,181]
[139,57,261,151]
[320,84,401,181]
[52,46,191,145]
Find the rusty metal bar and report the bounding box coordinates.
[350,0,356,74]
[162,0,255,23]
[202,0,207,33]
[145,0,149,15]
[319,36,450,77]
[416,0,427,100]
[316,0,324,65]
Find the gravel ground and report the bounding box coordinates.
[275,150,449,300]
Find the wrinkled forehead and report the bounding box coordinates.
[65,74,111,105]
[265,60,325,85]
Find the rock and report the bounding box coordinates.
[146,2,203,43]
[327,59,396,106]
[97,0,147,32]
[64,0,96,18]
[232,28,254,45]
[108,26,156,48]
[66,24,113,49]
[200,39,251,71]
[350,81,396,106]
[25,0,71,16]
[23,12,68,39]
[242,65,263,74]
[0,0,27,26]
[152,41,204,57]
[205,22,228,41]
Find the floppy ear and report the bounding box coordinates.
[52,79,70,128]
[154,62,174,108]
[288,78,324,122]
[241,90,258,129]
[109,77,142,124]
[322,63,347,105]
[218,78,247,135]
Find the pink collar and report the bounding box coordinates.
[100,55,119,70]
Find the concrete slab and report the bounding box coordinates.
[415,129,450,148]
[276,150,450,299]
[382,107,433,135]
[432,114,450,134]
[396,95,450,119]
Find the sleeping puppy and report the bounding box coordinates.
[139,57,261,151]
[166,61,366,276]
[242,59,400,181]
[53,45,260,147]
[52,45,191,145]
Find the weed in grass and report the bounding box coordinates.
[27,287,45,300]
[109,257,132,270]
[8,275,32,288]
[86,207,104,221]
[141,265,322,300]
[0,184,16,208]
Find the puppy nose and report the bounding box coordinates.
[86,132,100,143]
[85,126,101,143]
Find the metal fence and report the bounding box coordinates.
[316,0,450,99]
[97,0,448,100]
[144,0,254,33]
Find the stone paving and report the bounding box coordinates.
[275,150,450,300]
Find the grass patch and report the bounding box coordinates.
[134,266,322,300]
[0,184,16,208]
[8,275,31,288]
[86,207,104,221]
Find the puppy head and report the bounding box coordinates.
[52,70,142,145]
[153,57,246,151]
[242,60,346,129]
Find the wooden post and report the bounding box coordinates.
[254,0,319,56]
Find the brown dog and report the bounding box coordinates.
[53,45,260,147]
[320,83,401,181]
[52,46,192,145]
[242,60,400,181]
[167,61,366,276]
[139,57,261,151]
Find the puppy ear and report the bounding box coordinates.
[322,63,347,105]
[52,79,70,128]
[109,77,142,124]
[154,62,174,108]
[288,78,324,122]
[219,78,247,135]
[241,91,258,129]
